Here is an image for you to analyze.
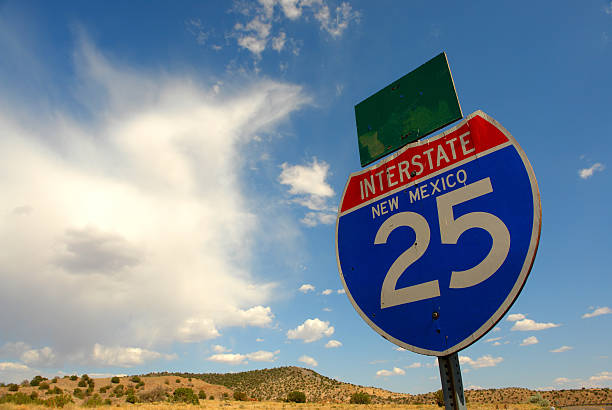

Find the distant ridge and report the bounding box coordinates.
[147,366,612,406]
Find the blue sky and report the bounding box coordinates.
[0,0,610,394]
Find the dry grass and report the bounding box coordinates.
[0,403,544,410]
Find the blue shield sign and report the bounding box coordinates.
[336,111,541,356]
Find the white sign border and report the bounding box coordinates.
[335,110,542,356]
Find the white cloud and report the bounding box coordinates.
[550,346,573,353]
[20,346,56,367]
[0,37,308,364]
[207,353,247,365]
[256,338,264,342]
[280,158,335,226]
[212,345,231,353]
[376,367,405,377]
[506,313,526,322]
[492,327,501,332]
[322,288,333,295]
[520,336,539,346]
[0,362,31,371]
[484,337,502,343]
[92,344,176,367]
[287,318,334,342]
[325,340,342,348]
[582,306,612,318]
[554,372,612,388]
[322,307,332,312]
[511,318,560,331]
[590,371,612,382]
[207,349,279,365]
[405,362,422,368]
[231,0,359,58]
[459,355,503,369]
[337,289,345,294]
[313,1,360,37]
[299,283,315,293]
[298,355,318,367]
[395,347,406,351]
[578,162,605,179]
[492,342,501,346]
[246,350,280,362]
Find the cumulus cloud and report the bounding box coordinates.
[287,318,334,342]
[325,340,342,348]
[511,319,560,331]
[92,344,176,367]
[550,346,573,353]
[298,355,318,367]
[578,163,605,179]
[337,289,345,294]
[321,289,333,295]
[376,367,405,377]
[279,158,336,226]
[555,372,612,388]
[582,306,612,318]
[20,347,57,367]
[506,313,526,322]
[299,283,315,293]
[207,349,279,365]
[212,345,231,353]
[0,35,309,363]
[520,336,539,346]
[459,355,503,369]
[0,362,37,383]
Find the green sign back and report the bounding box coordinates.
[355,52,462,167]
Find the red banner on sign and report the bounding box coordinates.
[340,113,509,213]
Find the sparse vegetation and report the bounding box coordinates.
[233,391,248,401]
[434,389,444,407]
[111,376,120,384]
[350,391,371,404]
[287,391,306,403]
[138,386,168,403]
[7,384,19,392]
[172,387,199,404]
[130,376,141,383]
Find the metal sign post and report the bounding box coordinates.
[438,353,467,410]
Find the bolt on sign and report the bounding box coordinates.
[355,52,462,167]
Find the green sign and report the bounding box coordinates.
[355,52,462,167]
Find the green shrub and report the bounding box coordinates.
[81,374,90,381]
[30,391,39,400]
[73,388,85,399]
[70,375,78,381]
[113,384,125,397]
[110,376,120,384]
[51,377,58,384]
[233,391,247,401]
[39,382,50,390]
[434,389,445,407]
[175,378,181,383]
[173,387,199,404]
[21,379,29,386]
[84,393,105,407]
[130,376,141,383]
[44,394,73,407]
[209,395,214,400]
[99,386,108,394]
[350,391,371,404]
[0,392,35,405]
[78,380,87,387]
[287,391,306,403]
[125,392,138,404]
[136,381,144,389]
[104,398,112,405]
[8,383,19,391]
[198,390,207,399]
[529,393,550,408]
[138,386,167,403]
[30,375,44,386]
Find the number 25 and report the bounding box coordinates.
[374,177,510,309]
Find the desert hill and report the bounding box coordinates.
[153,366,612,407]
[0,366,610,407]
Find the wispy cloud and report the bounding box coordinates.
[578,162,605,179]
[520,336,539,346]
[207,350,280,365]
[550,346,573,353]
[582,306,611,319]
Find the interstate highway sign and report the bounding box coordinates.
[336,111,541,356]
